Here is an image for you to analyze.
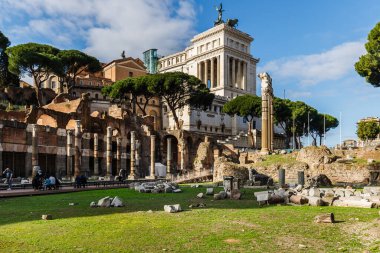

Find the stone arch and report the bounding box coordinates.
[36,114,58,128]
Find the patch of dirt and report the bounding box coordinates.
[344,218,380,248]
[231,220,259,228]
[224,238,241,244]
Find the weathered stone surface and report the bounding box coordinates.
[90,201,97,208]
[42,214,53,220]
[164,204,182,213]
[314,213,334,223]
[308,196,325,206]
[289,195,309,205]
[296,146,332,165]
[206,188,214,195]
[173,189,182,193]
[197,193,204,198]
[111,196,124,207]
[333,199,375,208]
[97,196,111,207]
[193,141,214,173]
[230,189,241,200]
[213,157,249,182]
[309,188,321,197]
[268,194,284,204]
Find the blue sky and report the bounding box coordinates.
[0,0,379,146]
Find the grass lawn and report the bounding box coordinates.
[0,186,379,253]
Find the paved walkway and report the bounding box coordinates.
[0,185,129,198]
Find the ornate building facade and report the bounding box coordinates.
[157,23,260,136]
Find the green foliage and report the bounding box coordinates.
[0,30,19,87]
[309,113,339,145]
[55,50,101,91]
[357,120,380,140]
[355,22,380,87]
[222,94,261,123]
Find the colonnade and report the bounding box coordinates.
[197,55,248,91]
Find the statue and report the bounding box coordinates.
[226,18,238,28]
[121,50,125,59]
[214,3,224,26]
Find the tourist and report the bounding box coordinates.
[43,177,52,190]
[49,175,56,189]
[118,168,126,182]
[3,168,13,190]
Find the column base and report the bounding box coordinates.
[260,148,270,155]
[145,175,157,180]
[128,173,139,180]
[166,173,172,180]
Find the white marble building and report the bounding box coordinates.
[158,23,260,136]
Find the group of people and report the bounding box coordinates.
[32,170,60,191]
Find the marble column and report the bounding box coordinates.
[129,131,138,179]
[66,130,73,177]
[93,133,99,175]
[270,96,274,152]
[197,62,201,80]
[166,137,172,178]
[217,56,220,87]
[231,58,236,87]
[237,59,241,89]
[106,126,112,177]
[149,135,156,178]
[261,94,269,154]
[211,57,215,87]
[116,137,122,175]
[204,60,208,86]
[242,61,247,90]
[74,120,81,177]
[31,124,38,167]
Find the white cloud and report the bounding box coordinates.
[287,91,312,99]
[1,0,196,61]
[260,41,366,85]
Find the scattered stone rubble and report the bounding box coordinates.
[130,181,181,194]
[254,186,380,208]
[164,204,182,213]
[90,196,125,208]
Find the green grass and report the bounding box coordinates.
[254,154,298,167]
[0,187,379,253]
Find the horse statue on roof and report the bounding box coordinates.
[226,18,238,28]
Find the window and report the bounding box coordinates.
[152,100,155,105]
[95,94,99,100]
[80,80,83,85]
[163,106,167,113]
[73,92,76,97]
[129,72,133,77]
[103,95,107,100]
[89,81,92,86]
[215,128,218,133]
[51,81,56,89]
[210,127,212,132]
[139,98,143,103]
[214,106,218,112]
[231,92,234,98]
[204,126,207,131]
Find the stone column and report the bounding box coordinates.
[116,137,122,175]
[225,55,229,87]
[237,59,241,89]
[166,137,172,178]
[270,96,274,152]
[242,61,247,90]
[93,133,99,175]
[129,131,138,179]
[106,126,112,177]
[31,124,38,167]
[66,130,73,177]
[204,60,208,86]
[261,94,269,154]
[217,56,220,87]
[231,58,236,87]
[74,120,81,177]
[197,62,201,80]
[149,135,156,179]
[211,57,215,87]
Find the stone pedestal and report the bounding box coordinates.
[258,73,274,154]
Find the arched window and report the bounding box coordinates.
[73,92,77,97]
[95,94,99,100]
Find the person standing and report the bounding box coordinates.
[3,168,13,190]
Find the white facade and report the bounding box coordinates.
[158,23,259,136]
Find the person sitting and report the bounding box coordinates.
[79,175,87,188]
[48,175,56,190]
[43,178,53,190]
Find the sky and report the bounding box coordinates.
[0,0,379,146]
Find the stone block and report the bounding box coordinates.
[206,188,214,195]
[164,204,182,213]
[42,214,53,220]
[97,197,111,207]
[197,193,204,198]
[111,196,124,207]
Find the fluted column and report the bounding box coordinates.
[270,96,274,152]
[129,131,138,179]
[149,135,156,179]
[106,126,112,177]
[66,130,73,177]
[261,95,269,154]
[31,124,38,167]
[237,59,241,89]
[204,60,208,86]
[231,58,236,87]
[211,57,215,87]
[74,120,81,177]
[217,56,220,87]
[166,137,172,178]
[197,62,201,80]
[116,137,122,175]
[242,61,247,90]
[93,133,99,175]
